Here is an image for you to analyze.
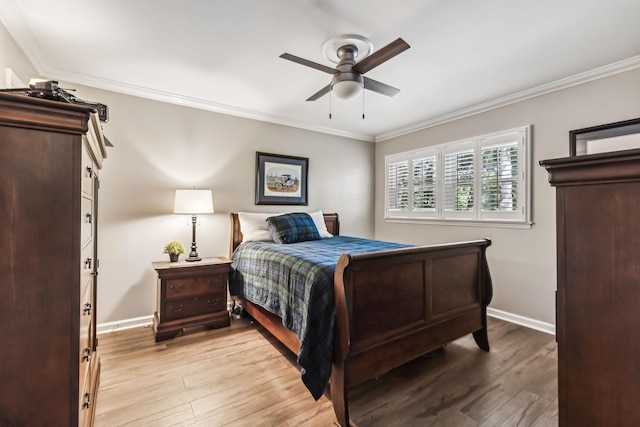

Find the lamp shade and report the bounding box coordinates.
[173,189,214,214]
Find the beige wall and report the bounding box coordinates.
[0,21,36,87]
[375,68,640,326]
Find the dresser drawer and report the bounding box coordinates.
[80,276,92,335]
[164,293,225,321]
[81,146,94,198]
[81,196,93,249]
[78,317,92,410]
[165,274,226,299]
[78,361,93,427]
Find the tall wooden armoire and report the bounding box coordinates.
[540,140,640,426]
[0,93,107,426]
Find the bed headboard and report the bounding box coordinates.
[229,212,340,256]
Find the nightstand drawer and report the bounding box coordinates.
[164,293,225,321]
[165,274,225,299]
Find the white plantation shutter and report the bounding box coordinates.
[444,143,474,218]
[481,141,518,212]
[412,155,437,212]
[479,128,528,221]
[387,160,409,212]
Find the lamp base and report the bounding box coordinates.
[186,214,201,262]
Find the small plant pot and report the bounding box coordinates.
[169,253,179,262]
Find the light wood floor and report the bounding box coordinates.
[95,316,558,426]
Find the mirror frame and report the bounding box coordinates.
[570,117,640,156]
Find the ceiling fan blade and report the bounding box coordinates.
[352,38,410,75]
[279,53,337,74]
[363,77,400,97]
[305,84,331,101]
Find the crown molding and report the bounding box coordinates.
[375,55,640,142]
[50,68,376,142]
[52,55,640,144]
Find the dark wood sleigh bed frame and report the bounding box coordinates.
[229,212,493,426]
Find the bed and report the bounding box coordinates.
[229,212,493,427]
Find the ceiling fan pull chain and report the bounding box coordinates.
[362,88,365,119]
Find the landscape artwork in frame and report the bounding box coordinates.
[256,152,308,205]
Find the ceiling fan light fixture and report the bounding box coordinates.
[331,71,364,100]
[332,79,363,100]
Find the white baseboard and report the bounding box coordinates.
[97,315,154,335]
[488,307,556,336]
[97,309,555,337]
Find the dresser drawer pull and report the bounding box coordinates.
[169,304,184,313]
[82,392,91,409]
[208,278,220,286]
[83,302,92,315]
[82,347,91,362]
[169,283,185,292]
[207,298,220,306]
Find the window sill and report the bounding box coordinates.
[384,216,533,229]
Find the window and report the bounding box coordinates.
[385,126,531,226]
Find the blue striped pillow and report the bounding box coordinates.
[266,213,321,244]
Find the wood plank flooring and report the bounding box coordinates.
[95,317,557,426]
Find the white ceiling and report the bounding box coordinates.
[2,0,640,141]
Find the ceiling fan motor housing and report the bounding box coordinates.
[331,45,364,99]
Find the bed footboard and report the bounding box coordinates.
[330,239,493,427]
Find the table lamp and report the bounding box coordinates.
[173,189,214,262]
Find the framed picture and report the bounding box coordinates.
[255,152,308,205]
[570,117,640,156]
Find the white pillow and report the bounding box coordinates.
[238,212,283,242]
[308,210,333,238]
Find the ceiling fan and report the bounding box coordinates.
[279,35,410,102]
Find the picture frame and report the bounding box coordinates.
[570,117,640,156]
[255,152,308,205]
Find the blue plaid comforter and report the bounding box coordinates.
[229,236,412,400]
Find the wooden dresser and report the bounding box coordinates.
[153,257,231,341]
[540,148,640,426]
[0,93,107,426]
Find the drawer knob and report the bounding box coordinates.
[170,304,184,313]
[207,298,220,306]
[82,347,91,362]
[83,392,91,409]
[170,283,185,292]
[83,302,92,315]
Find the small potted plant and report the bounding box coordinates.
[163,240,185,262]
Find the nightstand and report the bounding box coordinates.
[152,256,232,342]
